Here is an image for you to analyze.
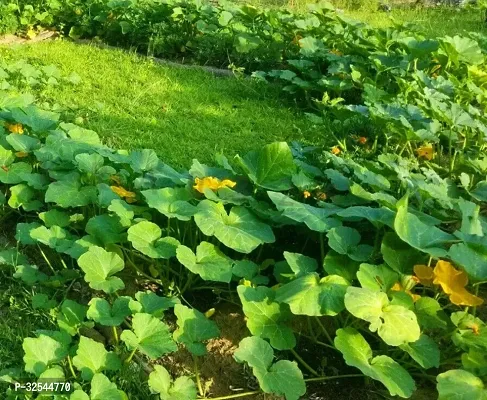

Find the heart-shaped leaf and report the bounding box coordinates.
[142,187,196,221]
[172,304,220,356]
[128,221,179,259]
[345,287,420,346]
[194,200,275,254]
[148,365,197,400]
[237,285,295,350]
[335,328,416,398]
[176,241,233,283]
[73,336,121,380]
[236,142,296,190]
[234,336,305,400]
[267,191,341,232]
[275,273,349,316]
[87,297,132,326]
[121,313,177,359]
[78,246,125,293]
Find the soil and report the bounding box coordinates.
[0,31,58,46]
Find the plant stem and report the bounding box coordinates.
[125,348,137,364]
[193,355,204,397]
[112,326,119,345]
[203,391,260,400]
[315,317,334,347]
[67,355,76,379]
[304,374,363,383]
[319,233,325,264]
[290,348,319,377]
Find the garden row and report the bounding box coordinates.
[0,55,486,399]
[0,0,486,399]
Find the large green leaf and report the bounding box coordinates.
[381,232,426,274]
[78,246,125,293]
[23,334,68,377]
[327,226,373,262]
[57,299,88,336]
[394,194,454,257]
[120,313,176,359]
[85,373,126,400]
[176,241,233,283]
[267,191,341,232]
[45,180,96,208]
[129,291,179,318]
[234,336,306,400]
[323,251,360,282]
[73,336,121,380]
[449,242,487,281]
[0,162,32,184]
[237,142,296,190]
[142,187,196,221]
[194,200,275,253]
[87,297,132,326]
[335,328,416,398]
[441,36,484,66]
[148,365,197,400]
[172,304,220,356]
[275,273,348,316]
[357,263,399,292]
[344,287,420,346]
[283,251,317,277]
[400,334,440,369]
[437,369,487,400]
[237,285,295,350]
[128,221,179,259]
[85,215,126,246]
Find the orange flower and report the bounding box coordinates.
[414,265,435,286]
[5,123,24,134]
[193,177,236,194]
[15,152,29,158]
[433,260,483,307]
[110,186,136,202]
[331,146,341,155]
[358,136,367,145]
[303,190,311,199]
[416,145,434,160]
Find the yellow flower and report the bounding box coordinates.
[391,281,421,302]
[303,190,311,199]
[26,27,37,40]
[331,146,341,155]
[110,186,136,201]
[433,260,483,307]
[193,177,236,194]
[6,123,24,134]
[414,265,435,286]
[15,152,29,158]
[416,145,434,160]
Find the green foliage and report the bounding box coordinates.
[1,2,487,398]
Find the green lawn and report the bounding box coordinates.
[0,40,319,168]
[244,0,487,37]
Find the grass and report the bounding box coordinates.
[244,0,487,37]
[0,40,319,168]
[347,7,487,37]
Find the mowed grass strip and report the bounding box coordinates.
[0,40,319,167]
